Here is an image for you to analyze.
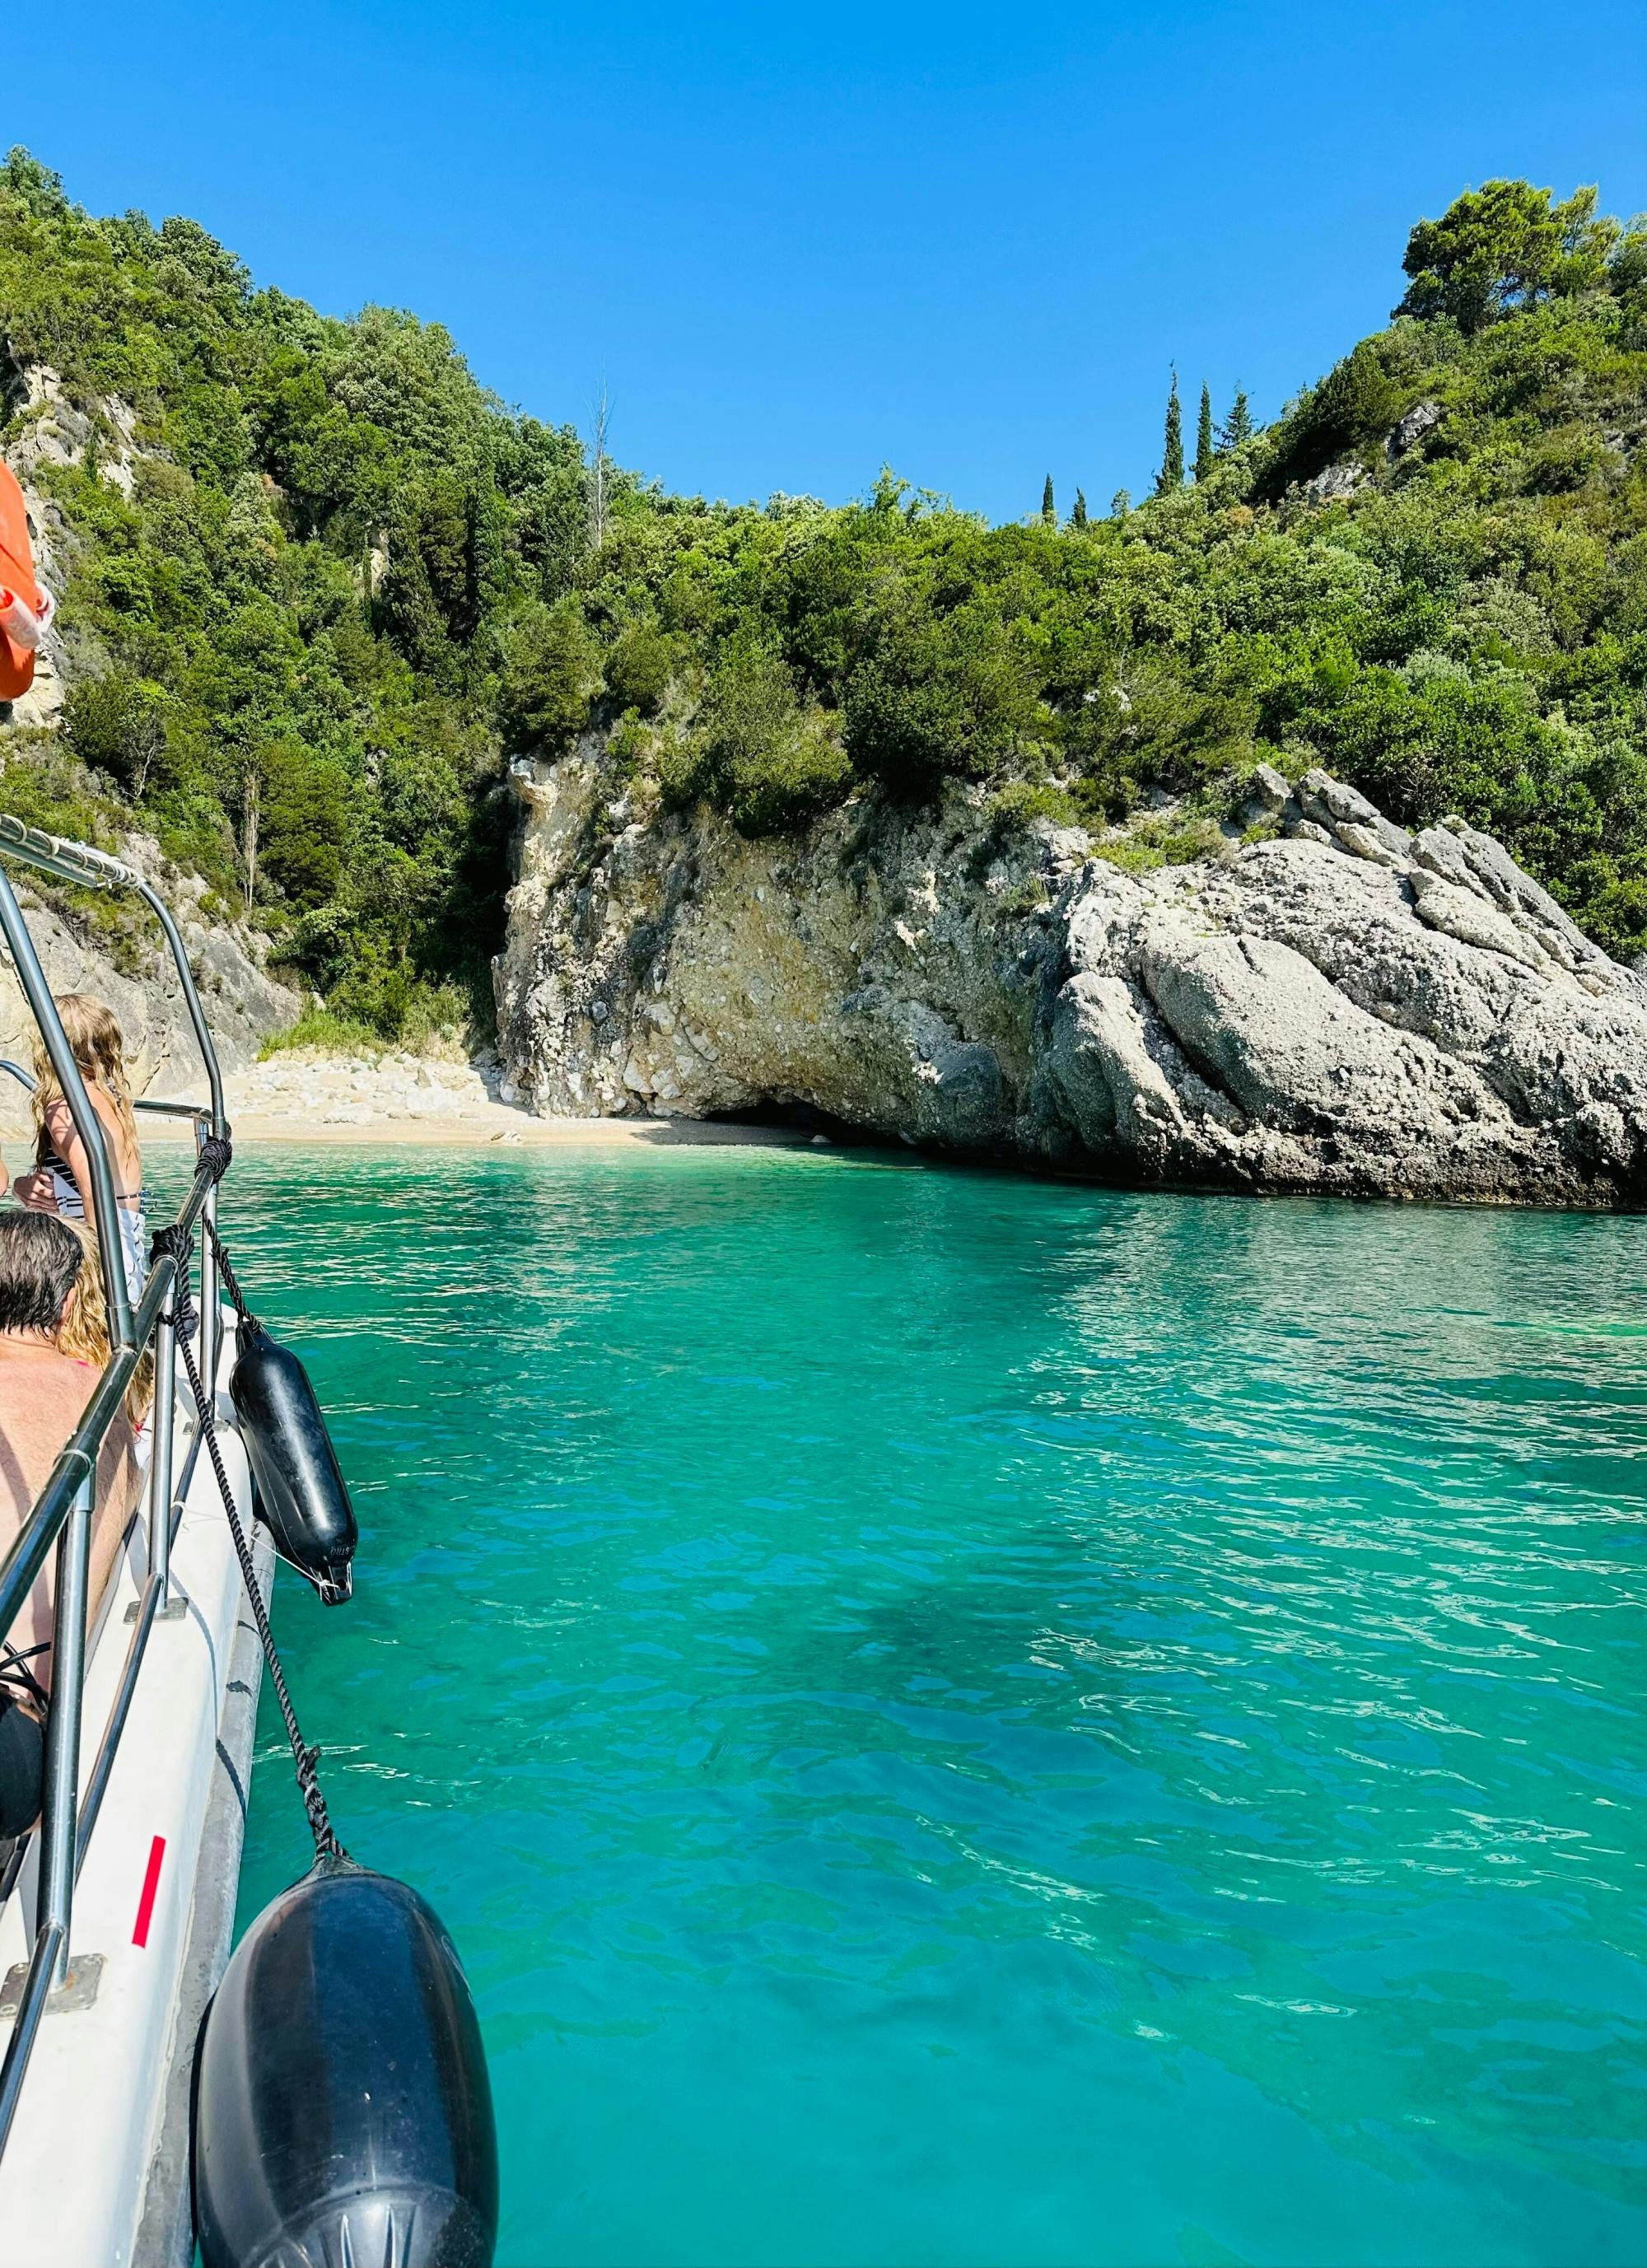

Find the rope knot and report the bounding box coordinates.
[198,1132,234,1186]
[150,1222,198,1341]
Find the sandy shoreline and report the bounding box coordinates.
[0,1045,825,1155]
[124,1052,824,1151]
[145,1107,815,1150]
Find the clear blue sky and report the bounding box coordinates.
[7,2,1644,521]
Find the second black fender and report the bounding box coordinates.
[194,1860,498,2268]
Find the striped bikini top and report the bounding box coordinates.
[35,1140,149,1299]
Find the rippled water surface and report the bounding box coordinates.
[191,1142,1645,2266]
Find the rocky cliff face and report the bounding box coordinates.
[496,751,1647,1206]
[0,855,301,1103]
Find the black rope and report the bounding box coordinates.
[192,1133,254,1327]
[150,1222,196,1337]
[157,1222,344,1862]
[203,1213,254,1331]
[0,1641,49,1715]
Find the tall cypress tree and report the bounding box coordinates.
[1220,386,1254,449]
[1042,474,1056,525]
[1155,372,1183,494]
[1194,383,1215,481]
[1071,488,1089,530]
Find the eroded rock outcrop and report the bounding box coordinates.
[0,848,303,1102]
[496,752,1647,1206]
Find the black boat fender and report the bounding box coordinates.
[194,1859,499,2268]
[230,1318,357,1604]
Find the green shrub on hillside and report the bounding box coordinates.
[604,622,679,716]
[844,604,1043,797]
[658,637,851,834]
[0,147,595,1033]
[497,600,600,754]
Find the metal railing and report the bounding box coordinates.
[0,814,231,2154]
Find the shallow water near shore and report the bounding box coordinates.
[171,1142,1645,2267]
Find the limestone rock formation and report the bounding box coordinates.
[497,750,1647,1206]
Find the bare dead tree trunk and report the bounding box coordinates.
[590,382,611,552]
[241,764,260,913]
[129,707,163,802]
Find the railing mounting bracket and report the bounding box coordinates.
[0,1953,104,2018]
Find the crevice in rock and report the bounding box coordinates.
[702,1097,884,1146]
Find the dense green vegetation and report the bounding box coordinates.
[0,147,590,1034]
[2,155,1646,1035]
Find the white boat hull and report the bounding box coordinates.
[0,1331,270,2266]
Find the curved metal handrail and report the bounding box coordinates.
[0,814,228,1380]
[0,813,225,1136]
[0,816,236,2154]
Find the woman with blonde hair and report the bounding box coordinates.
[15,992,148,1298]
[55,1219,156,1435]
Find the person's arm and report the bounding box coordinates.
[16,1104,72,1210]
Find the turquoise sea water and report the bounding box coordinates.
[198,1142,1645,2267]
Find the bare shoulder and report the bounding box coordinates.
[92,1084,142,1178]
[0,1343,86,1415]
[0,1346,91,1518]
[21,1346,87,1428]
[47,1085,141,1183]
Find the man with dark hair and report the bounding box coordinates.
[0,1213,139,1826]
[0,1207,83,1337]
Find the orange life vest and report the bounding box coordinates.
[0,460,43,701]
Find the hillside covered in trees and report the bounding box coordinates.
[2,153,1645,1043]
